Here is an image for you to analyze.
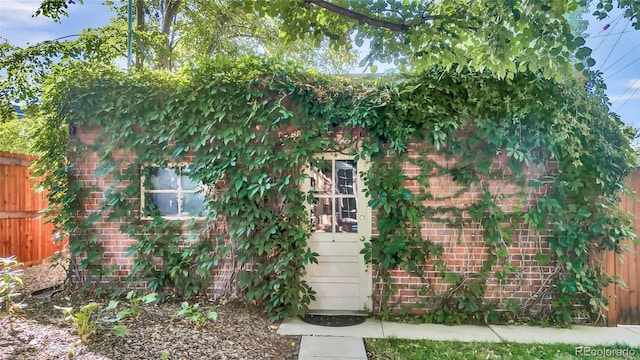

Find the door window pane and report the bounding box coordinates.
[310,158,359,233]
[336,198,357,233]
[311,160,333,195]
[335,160,356,195]
[311,197,333,232]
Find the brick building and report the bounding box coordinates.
[71,123,556,317]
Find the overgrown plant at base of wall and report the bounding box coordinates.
[32,57,637,324]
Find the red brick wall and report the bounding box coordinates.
[71,126,241,297]
[71,125,137,284]
[371,143,556,314]
[72,127,555,312]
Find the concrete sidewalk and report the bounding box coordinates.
[278,317,640,359]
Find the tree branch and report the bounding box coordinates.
[304,0,409,32]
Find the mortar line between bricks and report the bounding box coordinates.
[487,325,504,341]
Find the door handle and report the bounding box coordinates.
[359,236,366,242]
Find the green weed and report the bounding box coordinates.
[0,256,24,313]
[172,301,217,327]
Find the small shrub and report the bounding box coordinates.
[105,290,158,322]
[172,301,217,327]
[127,290,157,318]
[0,256,24,313]
[54,301,128,341]
[54,302,102,340]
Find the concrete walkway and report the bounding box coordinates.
[278,317,640,359]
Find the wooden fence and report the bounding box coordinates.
[603,168,640,326]
[0,152,65,265]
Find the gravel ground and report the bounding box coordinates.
[1,263,300,360]
[21,261,67,294]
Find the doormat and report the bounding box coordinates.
[301,315,367,327]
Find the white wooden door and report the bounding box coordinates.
[303,154,371,313]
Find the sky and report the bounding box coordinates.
[584,7,640,130]
[1,1,640,130]
[0,1,111,46]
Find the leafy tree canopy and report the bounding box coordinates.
[29,1,640,81]
[0,117,37,154]
[28,0,355,73]
[1,0,355,112]
[234,0,640,79]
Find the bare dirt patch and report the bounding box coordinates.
[2,263,300,359]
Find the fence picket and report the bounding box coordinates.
[0,152,66,265]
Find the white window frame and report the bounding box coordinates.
[140,163,208,220]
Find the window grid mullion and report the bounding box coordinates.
[177,167,183,216]
[331,159,336,233]
[141,164,206,220]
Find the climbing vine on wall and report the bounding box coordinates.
[33,57,637,324]
[355,70,637,325]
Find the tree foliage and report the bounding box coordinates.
[0,117,37,154]
[235,0,639,79]
[566,0,592,38]
[0,25,126,105]
[119,0,355,71]
[174,0,355,72]
[32,1,640,79]
[34,0,86,22]
[1,0,355,108]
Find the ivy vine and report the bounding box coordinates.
[33,57,637,324]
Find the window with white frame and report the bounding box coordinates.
[141,165,207,219]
